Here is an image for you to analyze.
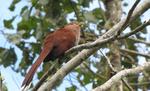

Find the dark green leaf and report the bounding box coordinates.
[17,16,38,31]
[3,17,15,29]
[66,86,76,91]
[9,0,20,11]
[20,6,28,15]
[0,47,17,67]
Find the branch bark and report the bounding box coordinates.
[38,48,98,91]
[92,62,150,91]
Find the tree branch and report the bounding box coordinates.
[120,48,150,58]
[92,62,150,91]
[117,0,141,35]
[128,37,150,45]
[32,62,57,91]
[38,48,98,91]
[66,0,150,54]
[118,19,150,39]
[37,1,150,90]
[100,50,134,91]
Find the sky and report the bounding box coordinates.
[0,0,25,90]
[0,0,150,91]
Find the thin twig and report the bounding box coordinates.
[130,81,150,86]
[69,0,80,21]
[99,50,117,72]
[117,0,141,35]
[120,53,137,65]
[67,75,80,91]
[122,78,135,91]
[128,37,150,45]
[0,29,5,35]
[120,49,150,58]
[66,35,115,55]
[28,0,39,17]
[99,50,134,91]
[92,62,150,91]
[75,74,88,91]
[83,62,106,80]
[118,19,150,39]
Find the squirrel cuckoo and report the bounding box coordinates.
[22,22,81,87]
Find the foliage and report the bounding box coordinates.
[0,0,150,90]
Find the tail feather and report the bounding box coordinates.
[22,45,53,87]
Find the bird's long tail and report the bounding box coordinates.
[21,45,53,87]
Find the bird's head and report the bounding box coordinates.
[63,21,84,32]
[64,22,79,31]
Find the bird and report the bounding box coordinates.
[21,22,81,87]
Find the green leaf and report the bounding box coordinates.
[17,16,40,38]
[83,74,91,84]
[130,18,141,30]
[9,0,20,11]
[18,16,39,30]
[9,4,15,11]
[66,86,76,91]
[62,0,80,13]
[31,0,38,5]
[20,6,28,15]
[0,47,17,67]
[3,17,16,29]
[19,47,33,70]
[93,8,104,20]
[31,43,41,54]
[121,60,132,68]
